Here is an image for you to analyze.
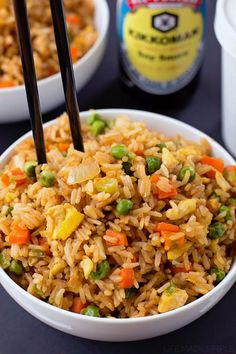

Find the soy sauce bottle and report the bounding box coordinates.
[117,0,206,95]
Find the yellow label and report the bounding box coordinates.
[123,7,203,82]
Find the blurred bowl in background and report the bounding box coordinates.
[0,0,109,123]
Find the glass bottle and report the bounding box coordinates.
[117,0,206,95]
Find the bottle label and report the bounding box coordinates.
[118,0,205,94]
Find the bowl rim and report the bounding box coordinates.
[0,108,235,325]
[0,0,109,93]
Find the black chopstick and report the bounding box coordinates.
[12,0,47,165]
[49,0,84,152]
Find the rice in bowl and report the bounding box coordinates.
[0,0,97,87]
[0,112,235,318]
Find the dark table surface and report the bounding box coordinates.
[1,1,236,353]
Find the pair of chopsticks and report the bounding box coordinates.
[13,0,84,165]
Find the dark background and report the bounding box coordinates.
[1,1,235,353]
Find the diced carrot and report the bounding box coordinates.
[105,229,128,247]
[150,175,160,195]
[224,165,236,172]
[2,169,27,187]
[200,156,224,179]
[66,14,80,25]
[48,143,69,153]
[124,139,131,146]
[0,81,15,88]
[151,175,177,199]
[158,186,177,199]
[11,168,27,186]
[1,168,27,186]
[70,46,79,63]
[161,231,185,251]
[71,297,87,313]
[58,143,70,152]
[154,222,179,233]
[150,175,159,183]
[204,170,216,179]
[1,173,10,186]
[9,224,30,245]
[119,268,135,289]
[176,236,186,247]
[39,238,51,256]
[171,266,192,274]
[135,150,144,156]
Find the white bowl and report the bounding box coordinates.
[0,109,235,341]
[0,0,109,123]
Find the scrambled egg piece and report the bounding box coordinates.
[5,192,15,203]
[167,241,193,260]
[50,260,67,276]
[215,172,231,192]
[158,286,188,313]
[162,148,178,172]
[80,256,93,279]
[45,203,84,240]
[166,199,197,220]
[207,198,221,214]
[176,145,202,161]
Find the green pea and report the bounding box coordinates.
[128,152,136,160]
[107,120,115,129]
[209,192,221,201]
[83,304,100,317]
[208,222,225,239]
[39,171,55,187]
[165,283,176,295]
[146,157,161,175]
[178,166,196,182]
[210,268,226,283]
[32,284,44,298]
[9,260,23,275]
[29,249,45,258]
[156,143,166,152]
[116,199,133,215]
[218,205,231,221]
[174,141,181,147]
[228,198,236,207]
[24,161,37,178]
[111,144,129,159]
[122,161,133,176]
[87,112,104,126]
[90,260,110,280]
[5,206,13,217]
[91,120,106,137]
[0,251,10,269]
[125,287,137,299]
[88,112,107,137]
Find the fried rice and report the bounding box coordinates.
[0,0,97,87]
[0,112,235,318]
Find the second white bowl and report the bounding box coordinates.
[0,0,109,123]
